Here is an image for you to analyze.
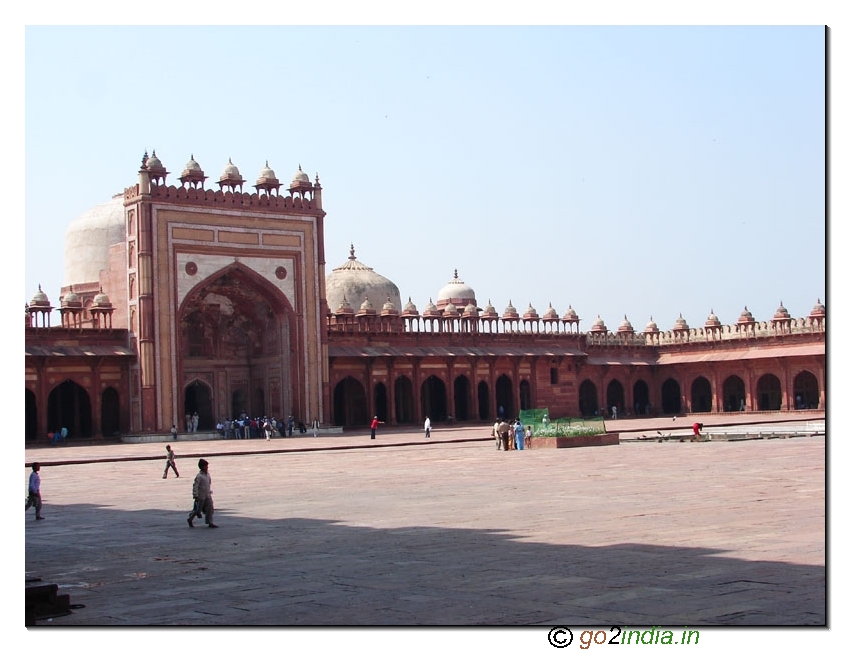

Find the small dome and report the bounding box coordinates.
[809,298,825,317]
[61,288,82,308]
[402,297,419,317]
[29,285,51,308]
[705,309,721,327]
[772,301,791,321]
[562,304,579,323]
[146,150,164,171]
[422,298,441,318]
[258,161,278,181]
[93,288,112,307]
[522,303,539,320]
[291,166,310,184]
[502,300,519,320]
[618,315,634,333]
[673,313,689,330]
[335,294,354,316]
[443,303,460,318]
[380,295,399,316]
[463,302,479,317]
[481,300,498,319]
[644,316,659,333]
[590,315,607,332]
[542,303,559,321]
[436,269,477,309]
[220,158,243,182]
[183,155,202,173]
[738,306,755,323]
[357,296,376,315]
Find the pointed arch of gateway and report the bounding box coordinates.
[454,374,472,421]
[177,262,300,426]
[660,377,682,415]
[690,376,712,413]
[333,376,367,426]
[793,370,819,409]
[756,373,782,411]
[723,374,746,412]
[47,379,93,439]
[495,374,514,420]
[606,379,625,415]
[578,379,598,416]
[421,375,448,422]
[394,375,415,423]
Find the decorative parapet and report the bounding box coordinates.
[123,183,324,214]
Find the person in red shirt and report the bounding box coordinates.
[370,416,383,439]
[692,422,703,437]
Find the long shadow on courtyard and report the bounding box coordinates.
[25,502,825,626]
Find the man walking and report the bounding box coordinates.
[188,459,217,528]
[25,462,45,520]
[424,415,431,438]
[163,444,179,478]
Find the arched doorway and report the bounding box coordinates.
[184,380,214,430]
[632,379,649,416]
[421,375,448,422]
[660,378,681,415]
[394,376,415,423]
[477,380,490,421]
[101,387,121,437]
[793,370,819,409]
[578,379,598,416]
[690,376,712,413]
[723,375,746,412]
[606,379,624,416]
[519,379,532,412]
[495,375,514,420]
[757,373,782,411]
[26,389,37,442]
[333,376,367,426]
[454,375,472,421]
[179,264,295,434]
[374,382,388,422]
[47,379,92,438]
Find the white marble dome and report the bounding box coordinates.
[64,194,125,288]
[326,245,401,320]
[436,269,476,309]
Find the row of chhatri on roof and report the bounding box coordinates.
[327,246,826,332]
[140,150,318,196]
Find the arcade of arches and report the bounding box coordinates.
[327,359,824,427]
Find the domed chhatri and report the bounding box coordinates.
[704,309,721,328]
[436,269,477,311]
[254,160,281,196]
[501,300,519,320]
[644,316,659,333]
[590,315,607,333]
[217,157,244,192]
[179,154,207,189]
[617,315,634,333]
[673,313,689,331]
[325,245,402,324]
[30,284,51,308]
[737,305,755,324]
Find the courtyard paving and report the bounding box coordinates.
[23,414,826,636]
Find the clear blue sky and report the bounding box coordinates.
[20,22,828,332]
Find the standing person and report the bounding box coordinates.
[525,425,533,449]
[370,415,383,439]
[287,414,295,437]
[424,415,431,438]
[498,419,511,451]
[188,459,217,528]
[514,420,525,450]
[185,413,192,433]
[192,412,200,433]
[162,444,180,479]
[611,405,618,420]
[25,462,45,521]
[263,418,273,440]
[493,419,502,449]
[170,424,178,440]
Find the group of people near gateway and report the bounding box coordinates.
[217,414,309,439]
[493,418,533,451]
